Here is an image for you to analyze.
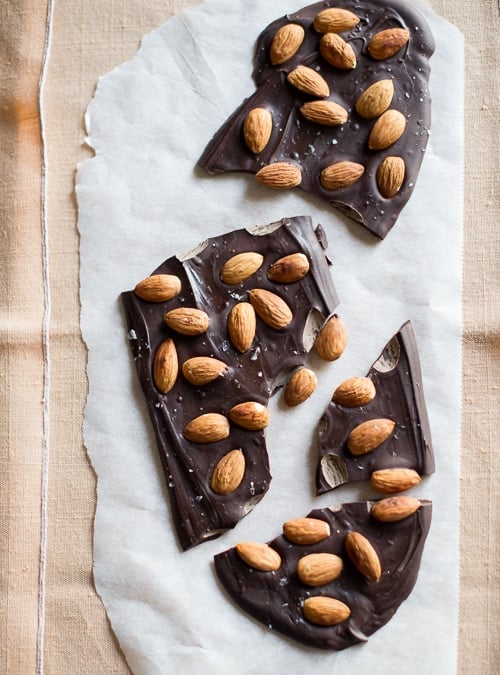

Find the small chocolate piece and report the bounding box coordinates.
[316,321,434,494]
[199,0,434,238]
[214,499,432,649]
[121,216,340,550]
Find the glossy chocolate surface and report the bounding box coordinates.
[199,0,434,238]
[214,499,432,649]
[121,216,339,550]
[316,321,434,494]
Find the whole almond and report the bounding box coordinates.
[347,418,395,455]
[236,542,281,572]
[303,596,351,626]
[243,108,273,154]
[255,162,302,189]
[287,65,330,98]
[319,33,356,70]
[297,553,343,586]
[320,161,365,191]
[300,100,348,126]
[376,156,406,197]
[248,288,293,330]
[227,302,256,353]
[370,468,422,494]
[183,412,230,443]
[153,338,178,394]
[368,109,406,150]
[268,252,310,283]
[270,23,305,65]
[355,79,394,119]
[134,274,181,302]
[371,496,421,522]
[229,401,270,430]
[313,8,360,33]
[221,251,264,285]
[181,356,228,386]
[164,307,209,335]
[284,367,317,407]
[314,315,347,361]
[332,376,376,407]
[210,449,246,495]
[368,28,410,61]
[345,531,382,582]
[283,517,330,545]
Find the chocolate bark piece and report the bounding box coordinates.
[199,0,434,239]
[121,216,340,550]
[214,499,432,649]
[317,321,434,495]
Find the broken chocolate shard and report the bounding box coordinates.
[199,0,434,238]
[121,216,340,550]
[316,320,434,495]
[214,499,432,649]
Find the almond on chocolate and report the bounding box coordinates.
[215,500,432,649]
[122,216,341,550]
[199,0,434,238]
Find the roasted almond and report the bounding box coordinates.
[255,162,302,189]
[210,449,245,495]
[300,100,348,126]
[320,161,365,191]
[164,307,209,335]
[370,468,422,494]
[355,79,394,119]
[267,252,309,283]
[227,302,256,353]
[371,496,421,522]
[319,33,356,70]
[181,356,228,386]
[270,23,305,65]
[297,553,343,586]
[303,596,351,626]
[221,251,264,284]
[152,338,178,394]
[368,109,406,150]
[243,108,273,154]
[287,65,330,98]
[183,413,230,443]
[284,367,317,407]
[368,28,410,61]
[314,315,347,361]
[134,274,181,302]
[248,288,293,330]
[345,531,382,582]
[332,376,376,407]
[283,517,330,545]
[229,401,270,430]
[347,418,395,456]
[376,156,406,197]
[236,542,281,572]
[313,7,360,34]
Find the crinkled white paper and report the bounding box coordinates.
[77,1,463,673]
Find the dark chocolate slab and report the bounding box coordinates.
[121,216,340,550]
[316,320,434,494]
[214,499,432,649]
[199,0,434,238]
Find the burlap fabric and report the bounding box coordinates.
[0,1,497,672]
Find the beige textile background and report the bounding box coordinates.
[0,0,497,673]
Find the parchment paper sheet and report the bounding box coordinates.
[77,1,463,673]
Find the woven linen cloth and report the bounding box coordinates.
[0,1,497,673]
